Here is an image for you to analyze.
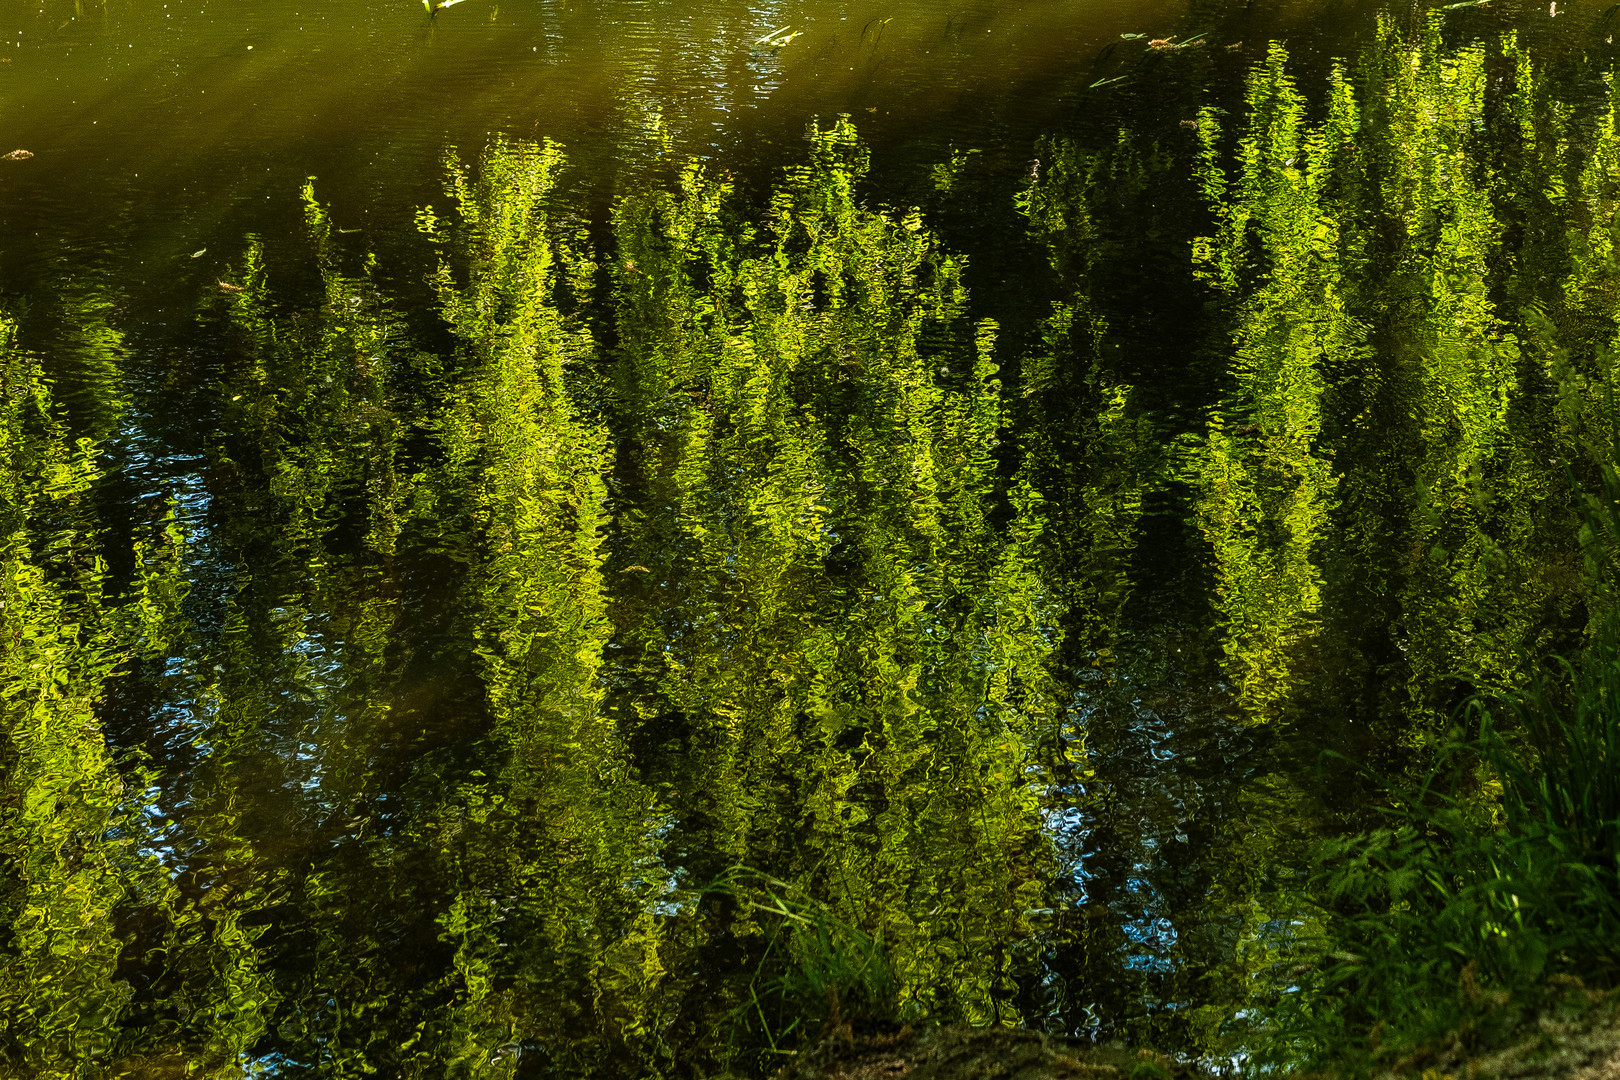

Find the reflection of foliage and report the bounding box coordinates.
[0,311,214,1074]
[0,312,131,1073]
[1025,19,1620,1067]
[1183,18,1617,731]
[410,137,664,1079]
[1019,135,1160,668]
[1356,19,1527,725]
[1173,22,1620,1068]
[609,118,1066,1073]
[1191,45,1350,718]
[209,185,406,558]
[20,15,1620,1072]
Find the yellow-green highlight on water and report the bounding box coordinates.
[7,4,1620,1077]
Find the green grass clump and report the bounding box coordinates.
[1253,626,1620,1074]
[709,868,899,1057]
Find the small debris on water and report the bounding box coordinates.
[3,149,34,160]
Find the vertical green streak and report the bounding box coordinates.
[416,138,664,1077]
[610,120,1063,1062]
[1553,67,1620,619]
[0,312,128,1075]
[186,186,424,1078]
[0,313,190,1075]
[1192,45,1350,719]
[1019,134,1158,666]
[1385,25,1519,712]
[212,188,405,560]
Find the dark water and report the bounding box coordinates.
[5,0,1620,1076]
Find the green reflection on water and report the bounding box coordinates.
[0,306,215,1073]
[9,10,1620,1075]
[605,120,1066,1057]
[1190,43,1347,719]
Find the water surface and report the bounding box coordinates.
[4,0,1620,1076]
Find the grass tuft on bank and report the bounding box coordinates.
[1249,619,1620,1076]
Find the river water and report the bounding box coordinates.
[2,0,1617,1076]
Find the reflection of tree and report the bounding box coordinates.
[1360,20,1526,725]
[176,186,412,1077]
[183,148,666,1076]
[1005,21,1620,1058]
[0,307,200,1074]
[1019,134,1163,669]
[1173,20,1620,1055]
[1182,22,1604,734]
[1290,19,1589,736]
[609,119,1066,1069]
[23,24,1620,1069]
[406,137,666,1078]
[1191,44,1349,721]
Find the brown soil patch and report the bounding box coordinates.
[772,1025,1178,1080]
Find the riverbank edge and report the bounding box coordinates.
[768,990,1620,1080]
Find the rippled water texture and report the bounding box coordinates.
[5,0,1185,270]
[5,0,1620,1076]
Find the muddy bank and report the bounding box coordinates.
[773,993,1620,1080]
[772,1026,1189,1080]
[1375,992,1620,1080]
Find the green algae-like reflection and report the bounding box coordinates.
[4,121,1072,1077]
[9,11,1620,1077]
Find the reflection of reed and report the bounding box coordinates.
[751,23,803,48]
